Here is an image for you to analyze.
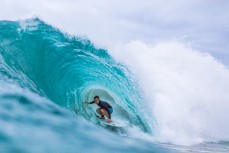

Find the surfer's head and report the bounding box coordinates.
[94,96,100,104]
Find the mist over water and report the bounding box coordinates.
[110,40,229,145]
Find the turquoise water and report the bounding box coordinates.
[0,18,228,153]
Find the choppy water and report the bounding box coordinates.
[0,18,228,153]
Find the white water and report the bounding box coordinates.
[109,40,229,145]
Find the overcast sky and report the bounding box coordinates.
[1,0,229,65]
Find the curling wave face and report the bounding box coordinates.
[0,18,152,134]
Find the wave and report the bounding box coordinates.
[1,18,229,149]
[0,18,152,134]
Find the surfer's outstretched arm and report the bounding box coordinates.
[85,101,95,104]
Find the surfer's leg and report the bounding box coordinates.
[101,109,109,119]
[96,108,104,117]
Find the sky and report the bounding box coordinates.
[1,0,229,65]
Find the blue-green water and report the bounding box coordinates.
[0,18,228,153]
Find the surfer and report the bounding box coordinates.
[85,96,113,123]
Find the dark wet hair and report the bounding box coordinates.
[94,96,99,99]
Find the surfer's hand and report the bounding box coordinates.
[107,119,112,123]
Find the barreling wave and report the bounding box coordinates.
[0,18,152,133]
[1,18,229,152]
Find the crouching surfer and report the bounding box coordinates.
[85,96,113,123]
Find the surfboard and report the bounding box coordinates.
[99,119,129,128]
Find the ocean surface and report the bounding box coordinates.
[0,18,228,153]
